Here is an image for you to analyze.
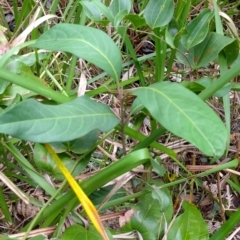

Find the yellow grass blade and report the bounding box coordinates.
[45,144,109,240]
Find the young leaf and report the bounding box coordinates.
[133,82,227,158]
[124,14,146,29]
[31,24,122,81]
[181,9,214,50]
[167,201,209,240]
[144,0,174,29]
[177,32,234,69]
[0,96,119,142]
[122,192,173,239]
[80,1,102,21]
[109,0,132,16]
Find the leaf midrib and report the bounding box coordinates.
[148,87,215,153]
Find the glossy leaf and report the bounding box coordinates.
[133,82,227,158]
[123,191,173,239]
[144,0,174,29]
[177,33,234,69]
[0,96,119,142]
[167,201,209,240]
[181,9,214,50]
[32,24,122,81]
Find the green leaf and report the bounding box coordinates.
[29,235,47,240]
[167,201,209,240]
[0,96,119,142]
[150,158,166,177]
[222,39,239,67]
[177,32,234,69]
[50,129,100,154]
[34,144,90,180]
[123,192,173,239]
[89,185,126,205]
[144,0,174,29]
[197,78,231,97]
[149,181,171,212]
[60,225,102,239]
[181,81,205,94]
[89,0,114,23]
[114,9,128,29]
[109,0,132,16]
[210,208,240,240]
[80,1,102,21]
[181,9,214,50]
[32,24,122,81]
[109,0,132,29]
[124,14,146,29]
[0,236,19,240]
[133,82,227,158]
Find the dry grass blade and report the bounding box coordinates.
[0,171,30,204]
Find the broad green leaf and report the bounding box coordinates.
[149,181,171,212]
[222,39,239,66]
[130,97,144,114]
[114,9,128,29]
[0,53,47,95]
[0,96,119,142]
[177,33,234,69]
[50,129,100,154]
[85,0,114,23]
[123,192,173,239]
[124,14,146,29]
[181,9,214,50]
[109,0,132,16]
[133,82,227,158]
[34,143,90,180]
[144,0,174,29]
[32,24,121,81]
[60,225,105,240]
[167,201,209,240]
[80,1,102,21]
